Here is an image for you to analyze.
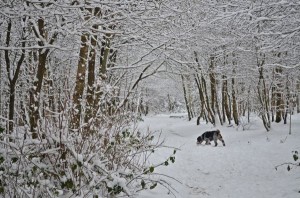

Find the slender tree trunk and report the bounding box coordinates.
[93,33,112,114]
[85,27,98,125]
[181,75,192,121]
[221,51,231,125]
[5,19,25,135]
[271,85,275,122]
[195,74,214,124]
[275,92,283,123]
[29,18,57,138]
[296,82,300,113]
[5,20,13,133]
[194,75,205,119]
[275,67,284,123]
[257,64,271,131]
[232,77,239,125]
[29,48,49,138]
[71,33,89,130]
[222,76,231,125]
[100,35,111,77]
[247,86,251,123]
[283,75,290,124]
[231,52,239,126]
[209,55,223,125]
[202,77,215,125]
[193,51,215,124]
[209,56,216,115]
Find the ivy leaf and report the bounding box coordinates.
[12,157,18,163]
[149,166,154,173]
[150,183,157,190]
[293,154,298,162]
[170,156,175,163]
[164,161,169,166]
[0,156,4,165]
[141,180,146,189]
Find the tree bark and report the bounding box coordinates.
[274,67,284,123]
[209,56,222,125]
[297,83,300,113]
[181,75,192,121]
[29,18,57,138]
[71,33,89,130]
[231,76,239,126]
[194,52,215,125]
[209,56,216,115]
[84,27,98,125]
[257,62,271,131]
[222,76,231,125]
[5,20,26,135]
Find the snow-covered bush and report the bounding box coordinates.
[0,112,176,197]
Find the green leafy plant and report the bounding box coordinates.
[0,126,4,134]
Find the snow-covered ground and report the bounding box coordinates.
[138,113,300,198]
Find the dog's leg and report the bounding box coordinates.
[213,135,218,147]
[205,138,211,145]
[221,139,225,146]
[218,135,226,146]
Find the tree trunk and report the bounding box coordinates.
[209,55,223,125]
[194,51,215,124]
[274,67,284,123]
[209,56,216,115]
[93,33,112,114]
[202,77,215,125]
[84,28,98,125]
[297,82,300,113]
[181,75,192,121]
[71,33,89,130]
[5,19,25,135]
[29,51,48,138]
[195,73,214,124]
[283,75,290,124]
[194,75,205,119]
[222,76,231,125]
[231,53,239,126]
[257,65,271,131]
[231,77,239,126]
[29,18,57,138]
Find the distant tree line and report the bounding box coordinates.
[164,0,300,131]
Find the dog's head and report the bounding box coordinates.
[216,129,225,146]
[196,136,203,145]
[216,129,224,140]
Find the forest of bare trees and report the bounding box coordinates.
[0,0,299,197]
[165,0,300,131]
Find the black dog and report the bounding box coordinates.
[197,129,225,147]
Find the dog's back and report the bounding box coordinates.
[202,131,215,141]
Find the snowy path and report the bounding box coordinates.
[138,114,300,198]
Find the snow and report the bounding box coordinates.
[137,113,300,198]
